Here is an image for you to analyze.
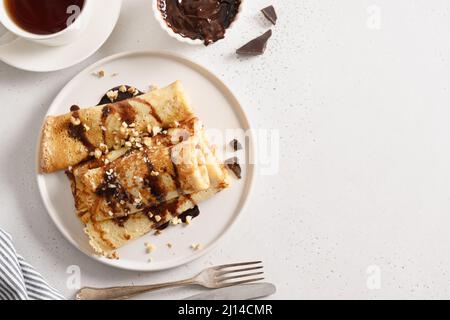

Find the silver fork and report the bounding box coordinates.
[75,261,264,300]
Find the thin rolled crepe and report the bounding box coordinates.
[78,135,211,221]
[40,81,194,173]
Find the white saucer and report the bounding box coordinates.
[0,0,122,72]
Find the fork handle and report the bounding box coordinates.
[75,278,195,300]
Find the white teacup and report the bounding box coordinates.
[0,0,94,47]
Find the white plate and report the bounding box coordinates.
[0,0,122,72]
[36,51,255,271]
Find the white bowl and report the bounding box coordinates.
[152,0,244,45]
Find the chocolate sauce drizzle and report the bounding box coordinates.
[158,0,241,45]
[67,107,96,152]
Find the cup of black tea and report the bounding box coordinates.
[0,0,94,46]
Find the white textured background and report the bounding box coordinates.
[2,0,450,299]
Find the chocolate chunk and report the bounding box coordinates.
[97,85,145,106]
[225,157,242,179]
[230,139,242,151]
[261,5,277,25]
[236,30,272,56]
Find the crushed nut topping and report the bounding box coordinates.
[150,171,159,177]
[191,243,201,251]
[119,85,127,93]
[152,126,162,136]
[94,148,102,159]
[83,124,90,131]
[145,242,156,253]
[154,215,162,222]
[94,70,105,78]
[106,90,119,102]
[185,215,192,225]
[109,251,119,259]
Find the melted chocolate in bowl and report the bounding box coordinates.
[158,0,241,45]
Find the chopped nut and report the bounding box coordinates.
[162,130,168,135]
[70,116,81,126]
[68,166,73,172]
[104,159,110,165]
[171,217,181,225]
[109,251,119,259]
[121,121,128,128]
[108,211,114,217]
[191,243,201,251]
[119,85,127,93]
[129,123,136,128]
[94,148,102,159]
[94,70,105,78]
[125,141,132,148]
[146,124,152,134]
[152,126,162,136]
[143,137,152,147]
[119,126,128,137]
[185,215,192,225]
[101,126,107,131]
[173,121,180,127]
[106,90,118,102]
[136,142,142,148]
[127,86,138,95]
[83,124,90,131]
[154,215,161,222]
[145,243,156,253]
[151,171,159,177]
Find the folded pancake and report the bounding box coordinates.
[78,135,211,221]
[85,178,229,257]
[40,81,194,173]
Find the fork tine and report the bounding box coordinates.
[218,277,265,288]
[215,261,262,270]
[218,271,264,282]
[216,266,263,277]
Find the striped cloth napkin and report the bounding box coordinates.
[0,229,65,300]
